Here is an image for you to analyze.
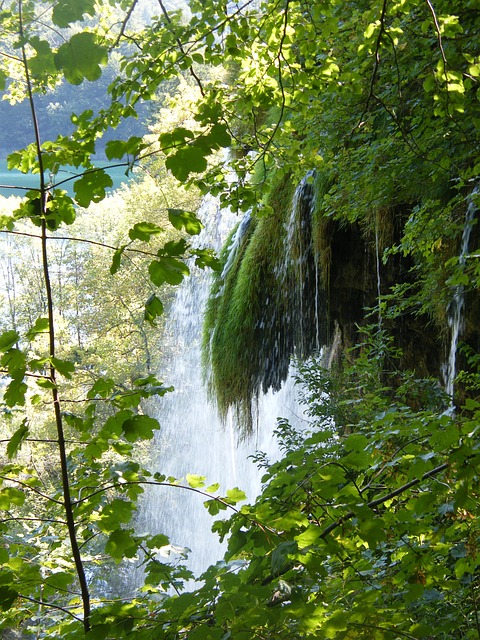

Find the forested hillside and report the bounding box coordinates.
[0,1,479,638]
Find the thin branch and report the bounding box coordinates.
[73,480,240,512]
[18,0,45,206]
[0,473,63,505]
[350,622,418,639]
[111,0,139,49]
[17,0,91,627]
[319,462,449,539]
[0,230,167,260]
[73,479,280,541]
[0,51,22,62]
[425,0,448,67]
[157,0,205,96]
[372,91,451,173]
[17,594,83,623]
[351,0,389,136]
[0,516,67,525]
[0,438,85,445]
[138,543,181,595]
[0,369,47,379]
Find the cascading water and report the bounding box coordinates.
[443,186,478,399]
[282,171,326,358]
[135,196,307,580]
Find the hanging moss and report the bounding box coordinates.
[202,171,337,432]
[202,176,300,433]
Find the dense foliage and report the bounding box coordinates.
[0,0,479,638]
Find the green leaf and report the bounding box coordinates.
[25,317,49,340]
[0,585,18,611]
[52,0,95,27]
[28,37,56,81]
[204,498,226,516]
[2,349,26,376]
[105,136,143,160]
[165,147,208,181]
[323,611,348,638]
[129,222,164,242]
[36,378,57,390]
[191,248,221,270]
[0,331,19,352]
[55,32,108,85]
[51,357,75,379]
[146,533,170,550]
[168,209,203,235]
[133,374,163,387]
[159,127,195,149]
[271,541,298,576]
[105,529,138,561]
[99,499,134,532]
[110,245,127,275]
[87,378,115,399]
[186,474,206,488]
[160,238,189,257]
[148,257,189,286]
[0,487,25,509]
[44,571,74,593]
[6,421,29,459]
[86,624,112,640]
[73,168,113,207]
[409,623,434,638]
[4,378,28,407]
[225,487,247,503]
[208,123,231,147]
[47,189,77,227]
[144,294,164,326]
[357,517,387,548]
[122,414,158,442]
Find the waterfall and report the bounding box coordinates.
[443,187,478,398]
[282,171,325,358]
[135,196,306,581]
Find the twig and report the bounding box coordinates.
[17,594,83,622]
[111,0,139,49]
[319,462,449,539]
[157,0,205,96]
[0,473,63,505]
[351,0,389,137]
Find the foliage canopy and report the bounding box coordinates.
[0,0,479,638]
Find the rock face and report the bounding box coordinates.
[203,172,480,426]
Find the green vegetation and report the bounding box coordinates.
[0,0,479,638]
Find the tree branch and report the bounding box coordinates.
[111,0,139,48]
[319,462,449,539]
[0,473,63,505]
[17,0,91,628]
[156,0,205,97]
[351,0,389,136]
[17,594,83,623]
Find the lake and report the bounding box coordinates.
[0,158,132,199]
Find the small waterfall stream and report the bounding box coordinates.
[443,187,478,398]
[136,196,307,580]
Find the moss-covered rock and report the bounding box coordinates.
[203,170,480,430]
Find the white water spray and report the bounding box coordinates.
[136,196,307,580]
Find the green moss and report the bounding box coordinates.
[202,169,338,433]
[202,176,298,433]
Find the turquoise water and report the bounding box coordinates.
[0,158,131,198]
